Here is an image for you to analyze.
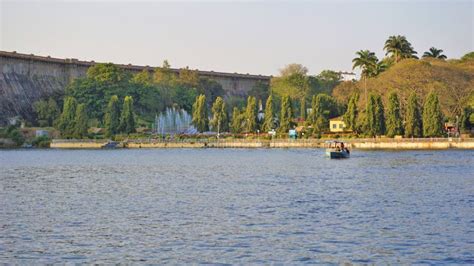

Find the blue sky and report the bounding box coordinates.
[1,0,472,76]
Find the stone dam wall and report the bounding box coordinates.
[0,51,271,124]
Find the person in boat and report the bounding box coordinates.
[340,142,350,153]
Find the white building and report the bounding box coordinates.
[338,71,357,82]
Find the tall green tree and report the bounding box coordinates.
[104,95,121,137]
[154,60,176,85]
[365,94,377,137]
[422,47,447,60]
[192,94,208,132]
[316,70,343,94]
[343,93,359,132]
[87,63,129,83]
[423,91,444,137]
[375,94,386,135]
[33,97,60,127]
[33,100,49,126]
[384,35,418,62]
[132,69,153,85]
[262,95,274,132]
[307,94,341,134]
[386,91,403,137]
[74,103,89,138]
[405,92,423,138]
[300,96,306,119]
[460,107,472,133]
[119,96,136,134]
[308,94,326,134]
[58,96,78,138]
[210,96,228,133]
[179,67,200,87]
[244,96,257,133]
[271,64,309,100]
[231,107,244,134]
[279,95,293,133]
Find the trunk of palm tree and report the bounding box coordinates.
[364,75,367,105]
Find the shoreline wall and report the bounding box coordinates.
[50,139,474,150]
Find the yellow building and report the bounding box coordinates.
[329,116,346,132]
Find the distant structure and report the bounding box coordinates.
[0,51,271,124]
[329,116,347,132]
[338,71,357,82]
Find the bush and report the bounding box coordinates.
[9,129,25,146]
[32,136,51,148]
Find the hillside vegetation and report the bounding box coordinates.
[333,58,474,119]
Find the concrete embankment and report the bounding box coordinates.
[50,138,474,149]
[51,140,108,149]
[351,139,474,149]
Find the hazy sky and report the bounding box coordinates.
[1,0,473,76]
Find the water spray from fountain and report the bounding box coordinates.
[154,107,197,136]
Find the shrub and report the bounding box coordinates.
[32,136,51,148]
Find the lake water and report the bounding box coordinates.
[0,149,473,264]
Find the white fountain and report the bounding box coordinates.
[154,107,197,136]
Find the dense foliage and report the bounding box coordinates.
[262,95,274,132]
[405,92,423,137]
[210,96,228,133]
[422,92,444,137]
[65,63,224,125]
[279,95,293,133]
[244,96,258,133]
[119,96,136,134]
[385,92,403,137]
[192,94,209,132]
[57,97,78,138]
[270,64,344,118]
[343,93,359,132]
[334,57,474,120]
[33,98,60,127]
[105,96,121,137]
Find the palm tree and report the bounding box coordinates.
[422,47,447,59]
[352,50,378,78]
[384,35,418,62]
[352,50,378,103]
[369,61,388,77]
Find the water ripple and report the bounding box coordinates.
[0,149,473,263]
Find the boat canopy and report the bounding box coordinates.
[324,140,345,144]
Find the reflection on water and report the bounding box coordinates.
[0,149,473,263]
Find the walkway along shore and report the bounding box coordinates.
[50,138,474,149]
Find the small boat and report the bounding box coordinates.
[102,141,119,149]
[325,140,350,159]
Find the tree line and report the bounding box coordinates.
[191,89,452,138]
[56,95,136,138]
[344,90,446,138]
[192,93,343,136]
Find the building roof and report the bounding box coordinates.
[329,116,345,121]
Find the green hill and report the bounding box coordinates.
[332,58,474,119]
